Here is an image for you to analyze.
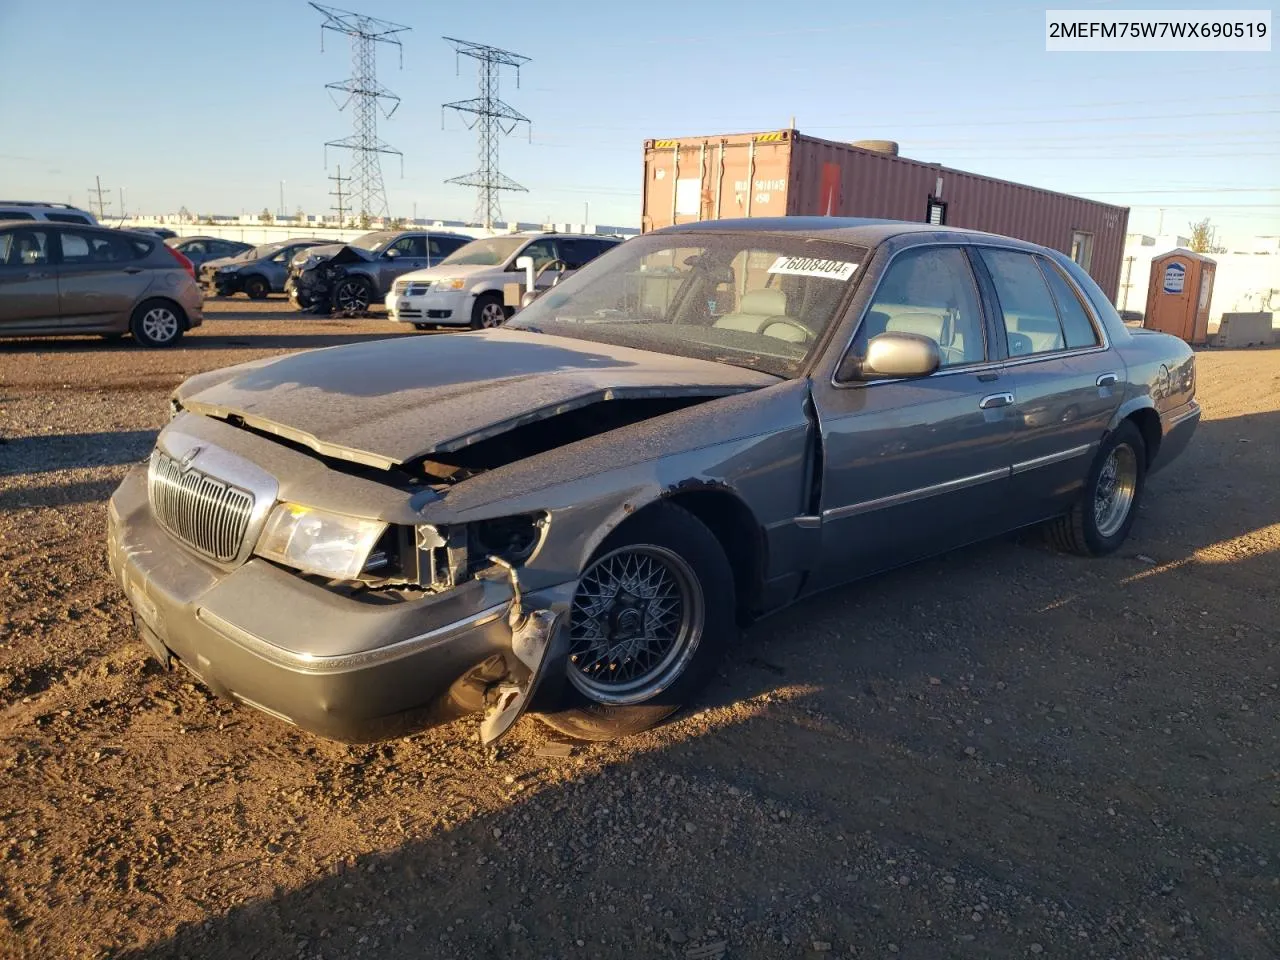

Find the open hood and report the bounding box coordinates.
[176,329,780,470]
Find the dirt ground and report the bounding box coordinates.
[0,298,1276,960]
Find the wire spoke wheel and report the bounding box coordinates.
[567,545,703,705]
[1093,443,1138,538]
[141,307,179,343]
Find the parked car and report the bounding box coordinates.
[107,217,1199,746]
[124,226,179,240]
[286,229,471,315]
[385,232,624,330]
[0,219,202,346]
[0,201,98,225]
[201,239,329,299]
[168,236,253,274]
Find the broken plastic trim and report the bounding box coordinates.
[478,557,568,744]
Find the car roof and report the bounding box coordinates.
[0,218,107,231]
[656,216,1042,251]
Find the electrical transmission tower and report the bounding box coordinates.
[442,37,531,228]
[311,3,409,221]
[328,165,352,225]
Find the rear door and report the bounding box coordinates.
[0,227,60,330]
[55,228,153,329]
[380,235,428,292]
[974,247,1122,525]
[808,243,1017,589]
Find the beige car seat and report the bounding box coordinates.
[713,288,809,343]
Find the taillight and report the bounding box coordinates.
[164,244,196,280]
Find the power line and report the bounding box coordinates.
[311,3,410,221]
[442,37,531,229]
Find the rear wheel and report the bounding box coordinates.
[243,276,269,300]
[1048,420,1146,556]
[536,503,736,741]
[469,293,507,330]
[129,299,185,348]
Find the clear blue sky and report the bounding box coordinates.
[1,0,1275,240]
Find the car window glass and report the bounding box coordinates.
[979,249,1066,357]
[558,238,586,268]
[62,231,140,264]
[3,229,50,265]
[519,239,558,270]
[0,211,36,221]
[851,246,986,369]
[1038,257,1101,349]
[185,240,207,255]
[391,236,425,258]
[45,213,92,224]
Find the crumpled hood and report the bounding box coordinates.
[176,329,780,469]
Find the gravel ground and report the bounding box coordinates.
[1,299,1277,960]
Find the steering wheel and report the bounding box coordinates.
[759,317,814,344]
[535,259,570,285]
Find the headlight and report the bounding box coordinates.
[218,265,240,273]
[434,278,467,291]
[255,503,386,580]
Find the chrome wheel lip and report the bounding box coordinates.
[1094,443,1138,538]
[141,307,179,343]
[478,302,506,328]
[566,544,704,706]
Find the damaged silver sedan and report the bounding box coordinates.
[107,218,1200,743]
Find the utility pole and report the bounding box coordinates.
[329,165,351,225]
[412,201,417,223]
[119,188,126,219]
[1157,207,1165,234]
[87,175,111,220]
[311,3,409,222]
[442,37,531,229]
[279,180,286,219]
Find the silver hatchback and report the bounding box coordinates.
[0,221,203,347]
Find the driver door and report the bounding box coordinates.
[807,244,1017,590]
[514,238,565,290]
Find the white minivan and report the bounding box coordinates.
[385,232,622,330]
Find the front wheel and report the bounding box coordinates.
[412,323,435,331]
[129,299,185,348]
[243,276,270,300]
[536,502,736,741]
[1047,420,1146,556]
[332,277,372,315]
[469,293,508,330]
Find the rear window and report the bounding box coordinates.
[60,229,145,264]
[45,213,93,224]
[0,211,36,221]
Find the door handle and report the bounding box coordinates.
[24,271,52,280]
[979,392,1014,409]
[123,266,143,274]
[1096,372,1118,387]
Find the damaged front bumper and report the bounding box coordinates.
[106,467,573,743]
[287,267,330,313]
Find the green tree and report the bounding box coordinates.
[260,207,274,225]
[1188,218,1213,253]
[358,211,372,230]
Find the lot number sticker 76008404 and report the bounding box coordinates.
[767,256,858,281]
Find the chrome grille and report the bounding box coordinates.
[148,450,255,562]
[394,279,431,296]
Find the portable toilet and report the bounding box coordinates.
[1144,249,1215,345]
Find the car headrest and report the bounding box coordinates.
[738,288,787,316]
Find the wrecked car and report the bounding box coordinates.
[286,230,471,316]
[201,239,329,299]
[107,217,1200,745]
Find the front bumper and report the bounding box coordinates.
[287,268,325,310]
[106,466,571,741]
[386,288,469,324]
[204,271,243,297]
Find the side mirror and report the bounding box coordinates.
[850,332,941,380]
[384,248,400,259]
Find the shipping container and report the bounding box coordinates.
[642,129,1130,302]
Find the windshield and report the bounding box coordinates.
[249,241,290,259]
[352,231,396,251]
[508,233,867,378]
[439,236,526,267]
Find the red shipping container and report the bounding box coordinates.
[642,129,1129,302]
